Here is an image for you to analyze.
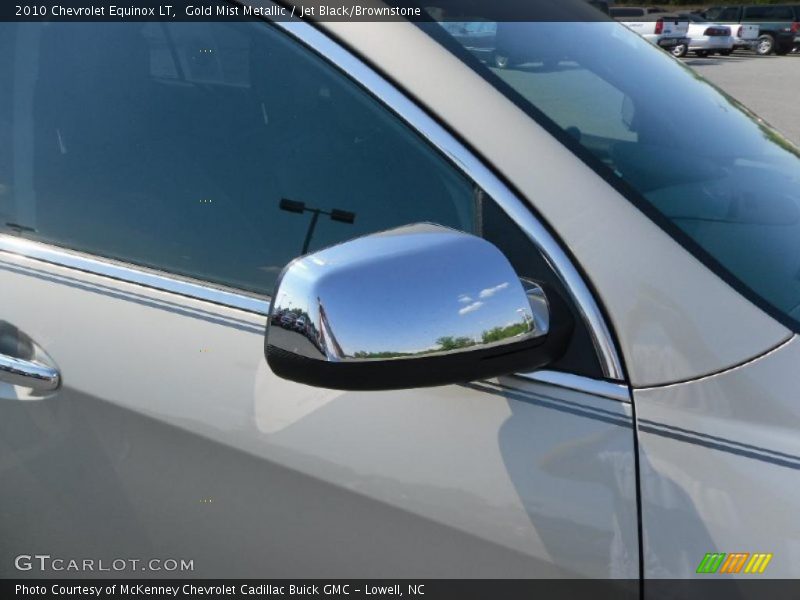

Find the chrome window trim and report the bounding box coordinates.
[0,14,625,382]
[0,235,270,315]
[518,370,631,403]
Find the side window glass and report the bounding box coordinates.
[0,28,10,229]
[718,8,740,21]
[1,21,476,295]
[142,23,252,86]
[742,6,790,20]
[743,7,762,19]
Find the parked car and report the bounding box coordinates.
[610,12,690,51]
[669,13,736,57]
[3,0,800,585]
[702,4,799,54]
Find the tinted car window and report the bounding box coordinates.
[415,4,800,330]
[717,8,742,21]
[0,21,476,295]
[743,6,795,20]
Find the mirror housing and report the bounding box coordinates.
[265,224,572,390]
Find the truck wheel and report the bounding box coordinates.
[756,34,775,55]
[671,43,688,58]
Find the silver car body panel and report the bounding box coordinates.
[0,250,639,577]
[635,335,800,577]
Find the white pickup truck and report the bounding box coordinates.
[730,22,761,52]
[610,10,691,52]
[670,13,759,57]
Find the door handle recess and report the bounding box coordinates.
[0,353,61,392]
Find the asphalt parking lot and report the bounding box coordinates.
[683,53,800,146]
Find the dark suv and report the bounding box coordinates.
[702,4,799,54]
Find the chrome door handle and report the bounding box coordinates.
[0,353,61,392]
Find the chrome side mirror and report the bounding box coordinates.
[265,224,572,390]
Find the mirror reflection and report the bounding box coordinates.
[267,224,549,363]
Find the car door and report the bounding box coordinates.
[0,18,639,580]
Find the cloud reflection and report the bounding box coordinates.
[458,301,484,316]
[479,282,509,299]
